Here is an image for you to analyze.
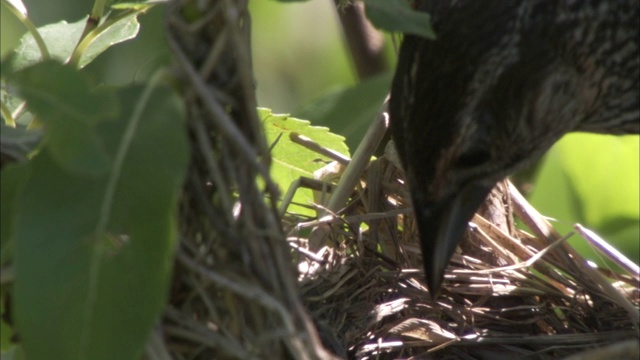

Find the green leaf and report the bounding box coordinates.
[529,133,639,264]
[6,12,140,71]
[7,18,84,71]
[364,0,435,39]
[0,163,31,266]
[13,83,189,360]
[295,71,392,150]
[8,61,118,175]
[260,108,350,216]
[77,10,141,68]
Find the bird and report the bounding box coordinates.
[389,0,639,296]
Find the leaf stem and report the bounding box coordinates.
[90,0,109,20]
[1,101,16,127]
[69,7,150,68]
[2,0,50,60]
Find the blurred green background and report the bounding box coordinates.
[2,0,637,266]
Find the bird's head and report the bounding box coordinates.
[390,0,638,296]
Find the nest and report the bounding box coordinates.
[293,151,639,359]
[159,1,639,359]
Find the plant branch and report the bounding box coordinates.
[334,1,388,80]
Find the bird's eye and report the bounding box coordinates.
[455,148,492,168]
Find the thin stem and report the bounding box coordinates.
[90,0,110,20]
[1,101,15,127]
[334,1,389,81]
[69,7,151,68]
[3,0,50,60]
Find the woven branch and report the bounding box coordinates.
[162,1,336,359]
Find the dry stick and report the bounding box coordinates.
[166,3,340,359]
[301,1,390,247]
[278,135,349,217]
[181,245,338,360]
[509,182,640,327]
[468,224,573,275]
[165,29,279,198]
[326,108,388,213]
[469,214,576,297]
[295,208,409,231]
[221,0,266,153]
[164,306,248,359]
[177,250,300,352]
[219,5,333,356]
[290,132,351,165]
[190,115,234,219]
[574,224,640,276]
[198,26,230,80]
[334,0,388,80]
[279,177,341,218]
[307,108,389,249]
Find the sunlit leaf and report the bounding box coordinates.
[260,108,349,216]
[79,11,141,68]
[7,18,84,71]
[6,13,140,71]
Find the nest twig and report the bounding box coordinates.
[159,1,336,359]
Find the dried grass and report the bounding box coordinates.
[292,143,639,359]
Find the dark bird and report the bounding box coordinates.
[389,0,639,295]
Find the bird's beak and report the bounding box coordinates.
[414,182,493,297]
